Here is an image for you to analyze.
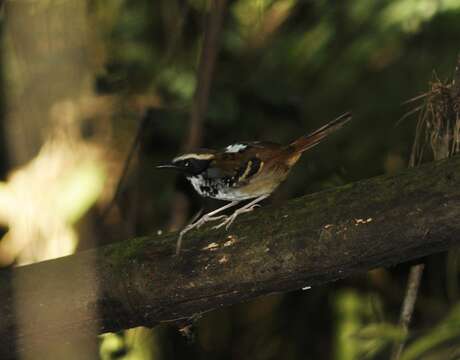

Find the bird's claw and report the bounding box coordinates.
[196,214,227,229]
[212,204,260,230]
[177,196,265,254]
[176,214,228,254]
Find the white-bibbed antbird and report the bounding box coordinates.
[158,112,352,254]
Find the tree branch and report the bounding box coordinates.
[1,156,460,356]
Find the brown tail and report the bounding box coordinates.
[288,112,352,153]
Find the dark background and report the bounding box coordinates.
[1,1,460,359]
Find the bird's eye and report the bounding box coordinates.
[184,160,190,167]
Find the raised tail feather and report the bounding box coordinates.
[288,112,352,153]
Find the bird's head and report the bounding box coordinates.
[157,152,215,176]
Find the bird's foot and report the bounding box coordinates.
[196,214,228,229]
[176,213,229,255]
[213,204,261,230]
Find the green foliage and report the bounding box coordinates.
[4,0,459,358]
[334,290,405,360]
[401,304,460,360]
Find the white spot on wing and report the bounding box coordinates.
[225,143,247,153]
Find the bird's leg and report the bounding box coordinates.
[213,194,269,230]
[176,200,241,255]
[194,201,242,229]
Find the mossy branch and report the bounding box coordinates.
[1,156,460,357]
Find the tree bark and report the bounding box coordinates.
[1,156,460,357]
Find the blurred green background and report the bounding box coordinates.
[1,0,460,359]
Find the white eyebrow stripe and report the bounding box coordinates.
[225,144,247,153]
[173,153,215,162]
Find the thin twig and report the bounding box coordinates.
[163,1,191,64]
[395,105,424,127]
[401,92,429,105]
[184,0,228,151]
[391,264,425,360]
[101,111,150,220]
[168,0,228,237]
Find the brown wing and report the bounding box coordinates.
[204,141,283,183]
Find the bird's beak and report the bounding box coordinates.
[156,163,179,170]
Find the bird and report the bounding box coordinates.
[158,112,352,254]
